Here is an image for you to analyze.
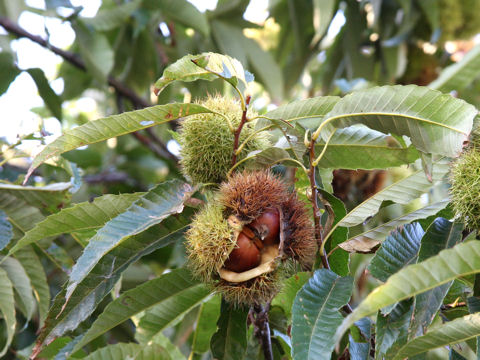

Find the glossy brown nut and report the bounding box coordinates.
[223,232,261,273]
[249,209,280,245]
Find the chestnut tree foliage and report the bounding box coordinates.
[1,1,480,359]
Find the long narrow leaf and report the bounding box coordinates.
[334,241,480,346]
[291,269,353,360]
[393,313,480,360]
[71,268,207,353]
[0,267,16,357]
[8,193,143,256]
[26,103,214,180]
[338,158,450,228]
[429,44,480,93]
[65,180,192,301]
[32,212,192,357]
[318,85,476,157]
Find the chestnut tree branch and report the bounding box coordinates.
[231,95,251,167]
[253,303,273,360]
[308,138,330,270]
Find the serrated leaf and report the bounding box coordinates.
[150,333,185,360]
[26,103,213,180]
[154,52,248,95]
[26,68,63,120]
[0,256,35,322]
[429,45,480,93]
[337,158,450,228]
[272,272,310,319]
[65,180,192,302]
[134,343,171,360]
[341,200,450,252]
[71,268,207,353]
[349,318,371,360]
[408,218,464,339]
[82,343,142,360]
[210,299,248,360]
[0,210,12,251]
[81,0,140,31]
[291,269,353,360]
[0,267,16,357]
[0,182,72,215]
[318,85,476,158]
[392,313,480,360]
[334,241,480,347]
[368,222,424,282]
[0,189,44,233]
[192,295,221,355]
[8,192,143,256]
[32,212,192,357]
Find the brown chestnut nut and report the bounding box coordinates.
[249,209,280,245]
[223,232,261,272]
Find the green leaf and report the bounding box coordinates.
[242,147,301,169]
[408,218,464,338]
[376,299,414,359]
[0,182,72,215]
[317,85,477,158]
[14,246,50,325]
[191,295,221,355]
[211,20,248,68]
[271,272,310,318]
[154,0,209,37]
[0,52,20,95]
[0,267,16,358]
[334,240,480,346]
[314,126,419,169]
[65,180,192,301]
[26,68,63,120]
[319,190,349,276]
[0,191,44,237]
[26,103,213,180]
[71,268,207,353]
[337,158,450,227]
[154,52,249,96]
[0,210,12,251]
[210,299,248,360]
[262,96,340,129]
[429,45,480,93]
[392,313,480,360]
[74,21,114,81]
[135,281,211,343]
[368,222,424,282]
[291,269,353,360]
[242,36,284,101]
[150,333,185,360]
[311,0,336,45]
[81,0,141,31]
[32,215,190,357]
[133,343,172,360]
[349,318,371,360]
[340,200,450,252]
[8,192,143,256]
[0,256,35,322]
[82,343,142,360]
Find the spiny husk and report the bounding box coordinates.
[220,170,316,268]
[450,148,480,230]
[185,202,235,282]
[178,95,268,184]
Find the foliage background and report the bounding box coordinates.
[1,0,480,359]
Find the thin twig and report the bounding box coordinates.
[253,303,273,360]
[308,138,330,269]
[231,95,251,167]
